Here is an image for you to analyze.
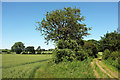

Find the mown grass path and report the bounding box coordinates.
[29,60,49,78]
[91,57,119,79]
[95,59,113,78]
[91,60,100,78]
[97,57,118,78]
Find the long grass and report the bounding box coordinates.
[34,58,95,78]
[2,54,51,78]
[102,60,120,78]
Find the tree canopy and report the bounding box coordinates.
[36,7,91,44]
[25,46,35,54]
[100,31,120,52]
[11,42,25,54]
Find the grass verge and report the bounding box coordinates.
[34,58,95,78]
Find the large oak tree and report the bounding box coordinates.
[36,7,91,44]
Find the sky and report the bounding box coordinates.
[2,2,118,49]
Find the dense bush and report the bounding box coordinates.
[110,51,119,60]
[102,49,111,60]
[53,39,91,63]
[84,41,98,58]
[2,49,11,54]
[75,49,88,61]
[100,31,120,52]
[102,50,120,69]
[25,46,35,54]
[47,58,95,78]
[112,58,120,69]
[53,49,74,63]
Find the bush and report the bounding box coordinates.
[85,49,93,57]
[25,46,35,54]
[53,49,74,63]
[84,41,98,58]
[2,49,11,54]
[100,31,120,52]
[102,49,111,60]
[75,50,88,61]
[110,51,119,60]
[112,58,120,69]
[54,39,98,63]
[53,48,89,63]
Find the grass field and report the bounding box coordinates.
[2,54,51,78]
[41,51,52,54]
[2,54,96,78]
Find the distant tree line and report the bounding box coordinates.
[2,43,54,54]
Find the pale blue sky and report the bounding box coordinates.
[2,2,118,49]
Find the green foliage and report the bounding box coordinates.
[76,39,84,46]
[75,49,88,61]
[48,49,54,51]
[53,39,99,63]
[25,46,35,54]
[100,31,120,70]
[100,31,120,52]
[57,39,78,49]
[11,42,25,54]
[102,50,120,69]
[40,49,46,51]
[85,49,93,57]
[53,48,74,63]
[102,49,111,60]
[84,41,98,58]
[112,58,120,69]
[36,46,41,54]
[36,7,91,44]
[110,51,119,60]
[2,49,11,54]
[46,58,95,78]
[109,51,120,69]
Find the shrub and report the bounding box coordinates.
[53,49,74,63]
[85,49,93,57]
[84,41,98,58]
[53,48,89,63]
[110,51,119,60]
[2,49,11,54]
[102,49,111,60]
[54,39,95,63]
[99,31,120,52]
[25,46,35,54]
[112,58,120,69]
[75,50,88,61]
